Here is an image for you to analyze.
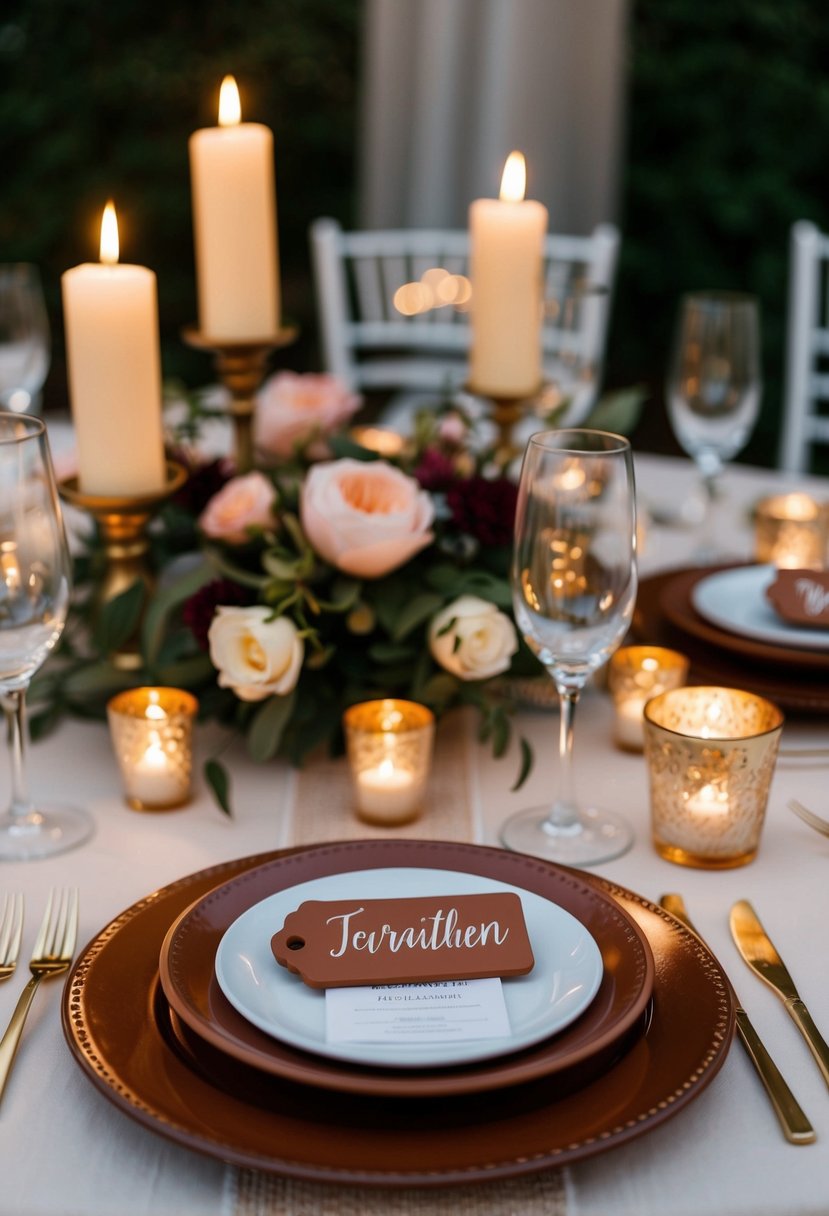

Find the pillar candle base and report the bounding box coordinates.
[182,325,298,473]
[58,461,188,670]
[466,381,544,467]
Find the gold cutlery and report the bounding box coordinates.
[660,893,815,1144]
[731,899,829,1091]
[0,895,23,982]
[0,888,78,1107]
[788,798,829,839]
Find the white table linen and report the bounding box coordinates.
[1,450,828,1216]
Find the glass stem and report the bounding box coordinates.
[4,689,34,820]
[545,687,580,831]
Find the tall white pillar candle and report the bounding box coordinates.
[469,151,548,398]
[61,203,167,497]
[189,75,280,340]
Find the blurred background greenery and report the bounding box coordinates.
[1,0,828,465]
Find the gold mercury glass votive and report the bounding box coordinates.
[643,686,784,869]
[754,493,827,569]
[608,645,690,752]
[343,699,435,826]
[107,687,199,811]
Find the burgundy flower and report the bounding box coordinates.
[446,476,518,547]
[171,456,235,516]
[182,578,254,651]
[413,448,459,493]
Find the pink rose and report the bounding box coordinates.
[256,371,360,459]
[300,458,434,579]
[198,472,277,544]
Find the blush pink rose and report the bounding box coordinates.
[198,472,277,544]
[255,371,360,459]
[300,458,434,579]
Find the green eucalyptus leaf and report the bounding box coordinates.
[390,592,444,642]
[204,758,233,817]
[327,434,380,461]
[247,690,297,762]
[155,653,215,687]
[368,641,416,663]
[491,710,510,758]
[63,661,138,700]
[262,552,303,581]
[586,386,647,436]
[511,737,534,791]
[419,672,460,710]
[141,558,214,665]
[205,547,270,589]
[96,581,146,654]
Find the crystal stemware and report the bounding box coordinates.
[666,291,761,544]
[501,428,638,865]
[0,264,51,414]
[0,413,92,859]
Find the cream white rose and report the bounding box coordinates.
[199,472,277,544]
[208,606,303,702]
[429,595,518,681]
[300,458,434,578]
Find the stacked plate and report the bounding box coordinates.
[62,839,734,1186]
[635,563,829,713]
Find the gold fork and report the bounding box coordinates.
[0,894,24,982]
[0,888,78,1106]
[788,799,829,839]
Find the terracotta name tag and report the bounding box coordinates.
[766,569,829,629]
[271,893,535,989]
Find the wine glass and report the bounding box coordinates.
[666,292,761,542]
[0,413,93,859]
[501,429,638,865]
[535,279,609,426]
[0,264,51,414]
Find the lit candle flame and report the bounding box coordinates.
[499,151,526,202]
[219,75,242,127]
[100,200,119,266]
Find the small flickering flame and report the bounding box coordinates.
[219,75,242,127]
[100,201,119,266]
[499,151,526,202]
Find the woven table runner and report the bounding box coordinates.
[229,710,568,1216]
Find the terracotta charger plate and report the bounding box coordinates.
[158,841,655,1097]
[634,566,829,713]
[63,840,735,1187]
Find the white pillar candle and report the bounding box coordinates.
[469,151,548,398]
[62,202,167,497]
[189,75,280,341]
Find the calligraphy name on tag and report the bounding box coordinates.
[766,569,829,628]
[270,892,534,989]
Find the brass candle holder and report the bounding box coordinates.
[59,461,188,670]
[183,325,298,473]
[465,382,542,468]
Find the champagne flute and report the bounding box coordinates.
[501,429,638,865]
[666,292,761,542]
[0,413,93,859]
[0,265,51,414]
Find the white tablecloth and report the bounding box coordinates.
[2,450,829,1216]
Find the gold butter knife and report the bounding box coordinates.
[731,899,829,1091]
[660,894,815,1144]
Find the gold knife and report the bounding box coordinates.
[731,899,829,1092]
[660,894,815,1144]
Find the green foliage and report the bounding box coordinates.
[613,2,829,466]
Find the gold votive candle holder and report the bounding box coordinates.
[608,645,689,752]
[343,699,435,826]
[643,686,784,869]
[107,687,199,811]
[755,493,827,568]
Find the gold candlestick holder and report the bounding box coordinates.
[183,326,298,473]
[58,461,188,671]
[467,381,543,467]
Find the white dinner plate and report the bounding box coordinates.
[215,867,603,1069]
[692,564,829,651]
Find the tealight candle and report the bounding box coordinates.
[608,646,689,752]
[107,687,199,811]
[754,493,827,569]
[642,686,783,869]
[343,699,434,826]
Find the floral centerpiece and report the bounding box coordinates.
[39,372,642,813]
